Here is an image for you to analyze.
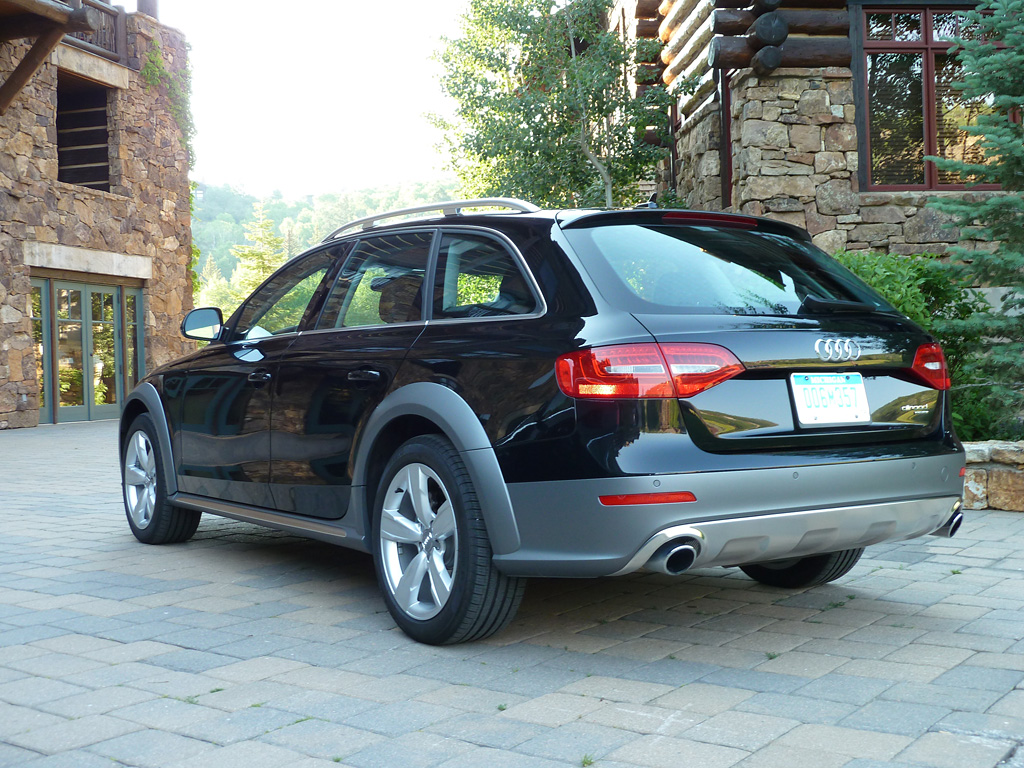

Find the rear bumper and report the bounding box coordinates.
[494,451,965,577]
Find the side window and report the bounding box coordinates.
[317,232,432,329]
[432,233,538,319]
[232,250,336,340]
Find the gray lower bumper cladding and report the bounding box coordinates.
[496,451,965,578]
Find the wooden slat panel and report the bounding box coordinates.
[662,0,713,62]
[659,0,701,41]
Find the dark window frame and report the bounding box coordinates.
[852,0,1000,192]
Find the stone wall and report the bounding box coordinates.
[0,13,193,428]
[674,100,723,211]
[671,66,991,257]
[964,442,1024,512]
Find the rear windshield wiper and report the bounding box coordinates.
[799,295,878,314]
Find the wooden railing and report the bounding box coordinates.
[63,0,126,64]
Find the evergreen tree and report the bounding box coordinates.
[928,0,1024,437]
[435,0,683,208]
[197,255,240,314]
[230,201,286,297]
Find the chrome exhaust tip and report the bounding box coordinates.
[931,501,964,538]
[646,539,700,575]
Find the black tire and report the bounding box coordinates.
[739,548,864,588]
[371,434,525,645]
[122,413,201,544]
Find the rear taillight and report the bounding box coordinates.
[555,343,744,400]
[660,343,746,398]
[909,343,950,390]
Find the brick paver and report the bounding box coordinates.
[1,420,1022,766]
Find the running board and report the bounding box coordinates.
[172,493,365,550]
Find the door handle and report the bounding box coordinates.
[347,369,382,382]
[248,371,272,383]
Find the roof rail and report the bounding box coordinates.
[321,198,541,242]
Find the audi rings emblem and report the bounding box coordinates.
[815,338,862,362]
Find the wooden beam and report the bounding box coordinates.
[707,35,851,69]
[663,9,715,79]
[636,0,662,18]
[661,0,713,63]
[0,7,100,42]
[752,0,782,15]
[745,12,788,48]
[2,0,74,24]
[779,0,846,8]
[751,45,783,74]
[713,9,753,34]
[713,8,850,35]
[0,26,65,114]
[659,0,700,41]
[637,18,661,38]
[780,9,848,34]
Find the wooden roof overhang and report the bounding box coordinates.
[0,0,100,113]
[657,0,851,91]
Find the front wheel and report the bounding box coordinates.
[739,548,864,588]
[122,414,201,544]
[372,435,524,644]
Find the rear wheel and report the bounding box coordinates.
[372,434,524,644]
[739,548,864,588]
[122,414,201,544]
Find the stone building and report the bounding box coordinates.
[1,0,192,429]
[627,0,995,255]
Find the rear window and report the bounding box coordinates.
[562,224,897,316]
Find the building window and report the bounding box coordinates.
[56,72,111,192]
[862,7,995,189]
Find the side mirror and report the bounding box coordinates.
[181,307,223,341]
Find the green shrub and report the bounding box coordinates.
[833,250,1003,440]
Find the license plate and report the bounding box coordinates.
[791,373,871,427]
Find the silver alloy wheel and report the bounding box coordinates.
[378,462,458,621]
[124,429,158,529]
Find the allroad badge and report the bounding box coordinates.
[815,338,862,362]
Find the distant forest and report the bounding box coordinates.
[192,178,461,281]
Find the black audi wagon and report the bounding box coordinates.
[119,199,965,644]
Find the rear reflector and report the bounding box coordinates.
[599,491,697,506]
[909,343,951,390]
[556,343,744,400]
[959,467,966,477]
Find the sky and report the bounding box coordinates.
[120,0,470,199]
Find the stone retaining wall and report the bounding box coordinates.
[964,441,1024,512]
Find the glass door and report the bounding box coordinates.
[53,281,123,421]
[30,280,53,424]
[88,285,121,419]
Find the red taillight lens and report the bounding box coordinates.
[660,343,746,398]
[555,344,674,399]
[909,343,950,390]
[556,343,744,400]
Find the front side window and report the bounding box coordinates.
[232,250,335,340]
[863,7,995,189]
[316,232,432,329]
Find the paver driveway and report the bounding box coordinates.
[1,420,1023,768]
